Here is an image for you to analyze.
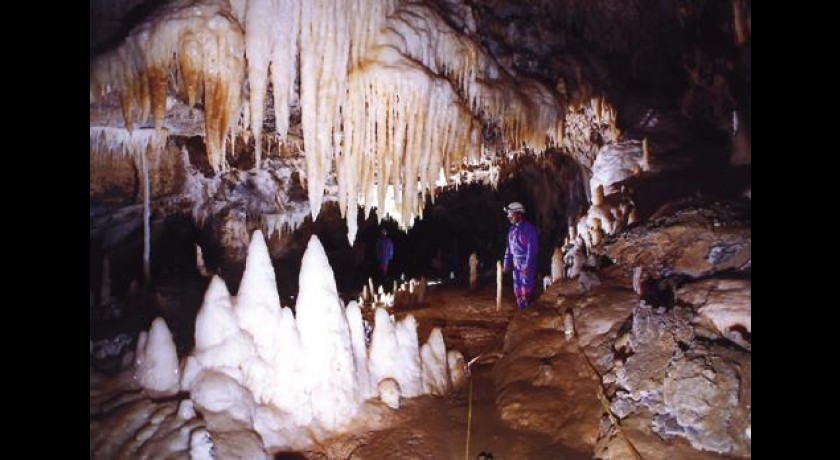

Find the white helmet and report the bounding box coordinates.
[505,201,526,214]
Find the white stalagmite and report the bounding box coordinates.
[196,244,212,278]
[295,236,359,431]
[235,230,284,362]
[195,276,242,351]
[134,317,180,396]
[183,229,466,451]
[346,300,374,399]
[234,232,312,428]
[496,260,502,311]
[368,307,400,391]
[258,306,308,423]
[190,369,257,428]
[447,349,467,391]
[186,275,254,389]
[189,428,214,460]
[469,252,478,289]
[378,378,401,409]
[420,328,450,395]
[393,314,422,397]
[551,246,565,282]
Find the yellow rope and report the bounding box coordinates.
[465,377,474,460]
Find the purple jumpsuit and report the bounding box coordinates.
[504,219,539,310]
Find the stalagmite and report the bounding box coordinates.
[393,315,422,398]
[379,378,401,409]
[369,307,400,393]
[496,260,502,311]
[235,230,284,361]
[551,246,565,282]
[628,208,639,225]
[590,217,604,247]
[469,252,478,289]
[447,350,467,391]
[362,284,371,304]
[564,309,574,339]
[417,277,427,305]
[134,317,180,396]
[196,244,212,278]
[592,184,605,207]
[420,328,450,395]
[295,236,359,431]
[642,137,651,171]
[346,300,374,399]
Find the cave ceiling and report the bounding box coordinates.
[90,0,750,242]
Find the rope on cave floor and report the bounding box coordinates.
[463,312,511,460]
[566,305,645,460]
[465,376,474,460]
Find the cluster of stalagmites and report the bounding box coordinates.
[358,276,429,310]
[131,230,466,452]
[582,185,636,247]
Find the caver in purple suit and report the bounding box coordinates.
[503,218,539,309]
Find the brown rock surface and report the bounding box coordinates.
[493,294,603,452]
[679,278,751,349]
[602,201,751,286]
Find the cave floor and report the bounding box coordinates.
[318,284,589,459]
[321,364,589,460]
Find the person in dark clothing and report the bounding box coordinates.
[503,202,539,310]
[376,228,394,280]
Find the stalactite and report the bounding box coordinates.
[90,0,245,173]
[91,0,572,241]
[89,127,170,285]
[245,0,300,169]
[90,127,169,158]
[142,144,152,284]
[299,0,352,220]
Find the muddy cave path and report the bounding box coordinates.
[323,285,589,460]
